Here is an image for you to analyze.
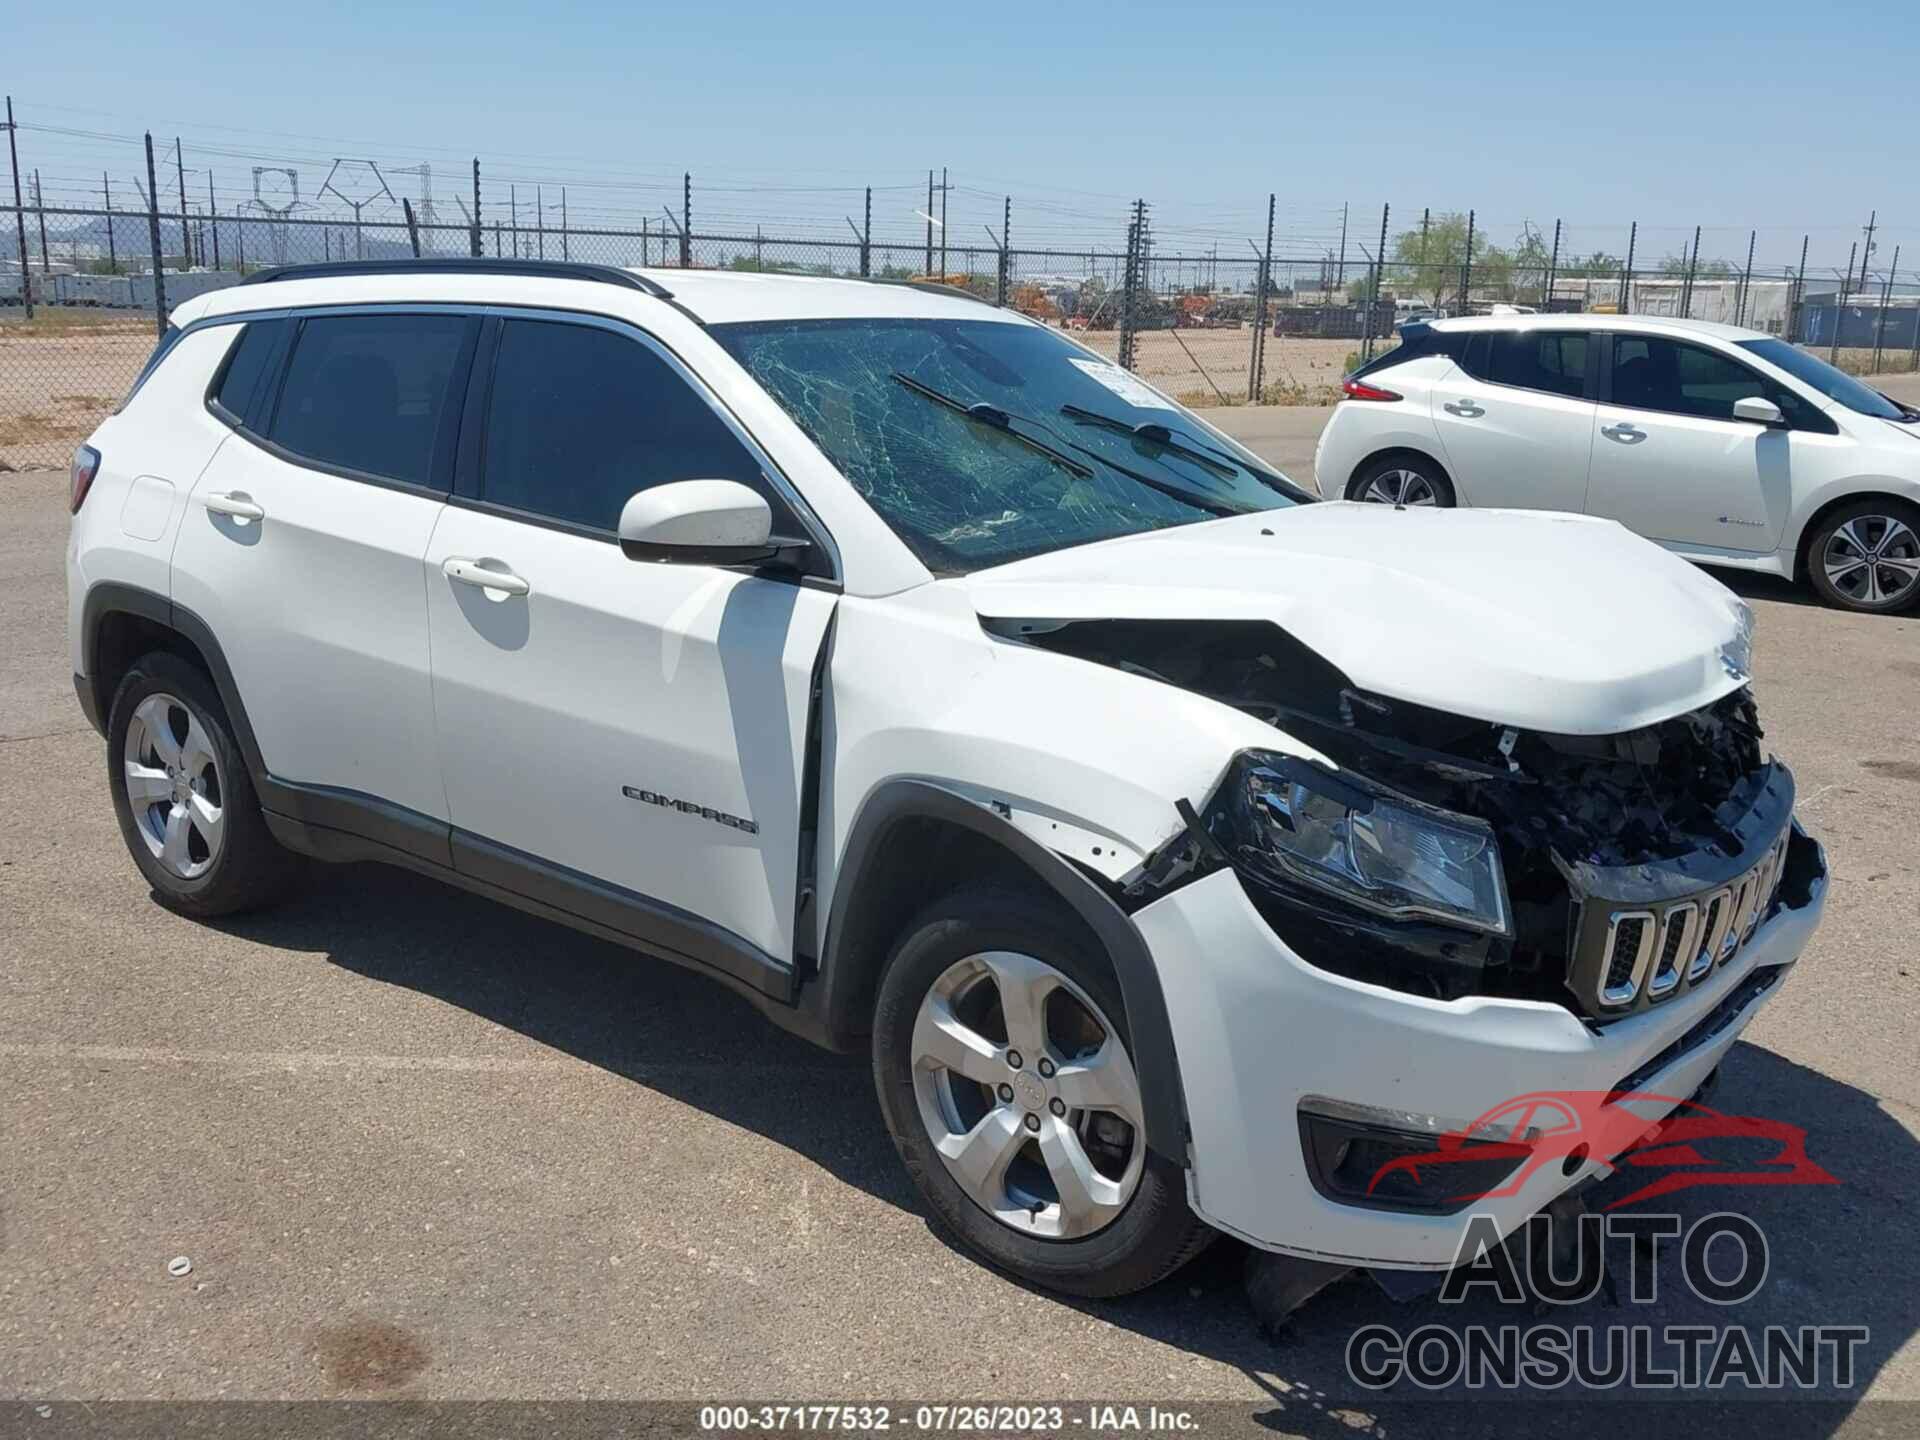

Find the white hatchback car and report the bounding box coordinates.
[68,260,1825,1305]
[1316,313,1920,612]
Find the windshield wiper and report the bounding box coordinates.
[890,373,1093,479]
[1058,404,1239,478]
[1059,403,1313,501]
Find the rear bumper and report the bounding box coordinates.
[1134,834,1828,1270]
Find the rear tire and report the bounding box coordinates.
[106,652,300,917]
[1804,498,1920,613]
[872,886,1211,1298]
[1345,452,1456,508]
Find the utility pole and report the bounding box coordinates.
[104,172,116,272]
[1859,210,1877,293]
[471,158,482,258]
[207,170,219,269]
[681,172,691,267]
[1792,234,1810,343]
[561,186,568,261]
[537,183,545,260]
[939,165,949,278]
[1681,224,1701,318]
[862,186,871,277]
[1362,201,1389,361]
[510,185,518,258]
[1000,194,1011,306]
[174,138,191,266]
[4,96,30,317]
[1418,207,1430,304]
[143,133,166,336]
[925,170,933,275]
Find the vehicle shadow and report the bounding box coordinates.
[210,864,1916,1435]
[1706,565,1827,611]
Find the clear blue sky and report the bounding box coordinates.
[9,0,1914,276]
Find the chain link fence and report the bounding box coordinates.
[6,198,1918,472]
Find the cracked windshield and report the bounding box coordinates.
[712,317,1308,573]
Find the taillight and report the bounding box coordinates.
[70,445,102,514]
[1342,378,1402,402]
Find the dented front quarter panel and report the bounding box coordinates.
[820,582,1306,895]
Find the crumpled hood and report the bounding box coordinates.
[965,504,1751,735]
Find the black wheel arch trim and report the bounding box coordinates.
[809,778,1191,1164]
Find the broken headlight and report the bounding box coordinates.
[1220,754,1512,937]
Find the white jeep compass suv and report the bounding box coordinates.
[1316,313,1920,613]
[68,259,1828,1301]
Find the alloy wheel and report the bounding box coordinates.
[123,692,226,880]
[910,951,1145,1240]
[1359,468,1439,506]
[1823,515,1920,608]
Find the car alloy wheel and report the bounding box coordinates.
[1822,514,1919,608]
[910,950,1145,1240]
[122,692,226,881]
[1358,468,1440,506]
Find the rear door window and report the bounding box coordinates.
[1487,330,1590,399]
[268,313,476,489]
[209,319,294,429]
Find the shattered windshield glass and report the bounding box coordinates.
[712,316,1306,573]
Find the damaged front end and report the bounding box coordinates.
[998,618,1815,1022]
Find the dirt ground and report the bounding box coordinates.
[0,310,158,470]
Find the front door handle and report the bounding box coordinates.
[1443,400,1485,418]
[201,490,265,522]
[443,557,531,597]
[1601,422,1647,444]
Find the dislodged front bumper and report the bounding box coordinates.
[1132,828,1828,1270]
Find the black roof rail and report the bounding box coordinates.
[239,257,674,300]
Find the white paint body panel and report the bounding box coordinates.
[424,504,835,960]
[1138,866,1824,1266]
[171,432,450,820]
[966,504,1750,735]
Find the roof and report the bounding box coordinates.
[1431,311,1768,342]
[172,258,1019,329]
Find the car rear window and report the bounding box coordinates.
[1350,325,1464,380]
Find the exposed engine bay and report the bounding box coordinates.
[995,618,1794,1018]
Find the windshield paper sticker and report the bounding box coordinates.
[1068,357,1176,411]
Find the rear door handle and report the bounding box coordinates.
[443,557,531,597]
[201,490,265,522]
[1601,422,1646,444]
[1443,400,1485,418]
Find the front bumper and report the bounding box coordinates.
[1133,830,1828,1269]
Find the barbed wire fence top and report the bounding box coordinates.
[5,99,1917,471]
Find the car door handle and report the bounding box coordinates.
[443,557,531,597]
[1443,400,1485,418]
[1601,423,1647,444]
[201,490,265,522]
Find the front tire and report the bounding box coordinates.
[1345,452,1456,508]
[106,652,299,917]
[872,886,1211,1298]
[1805,499,1920,613]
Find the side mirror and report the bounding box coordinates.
[617,479,804,567]
[1732,396,1785,427]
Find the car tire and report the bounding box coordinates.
[1804,498,1920,613]
[1345,453,1456,508]
[872,885,1212,1298]
[106,651,301,917]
